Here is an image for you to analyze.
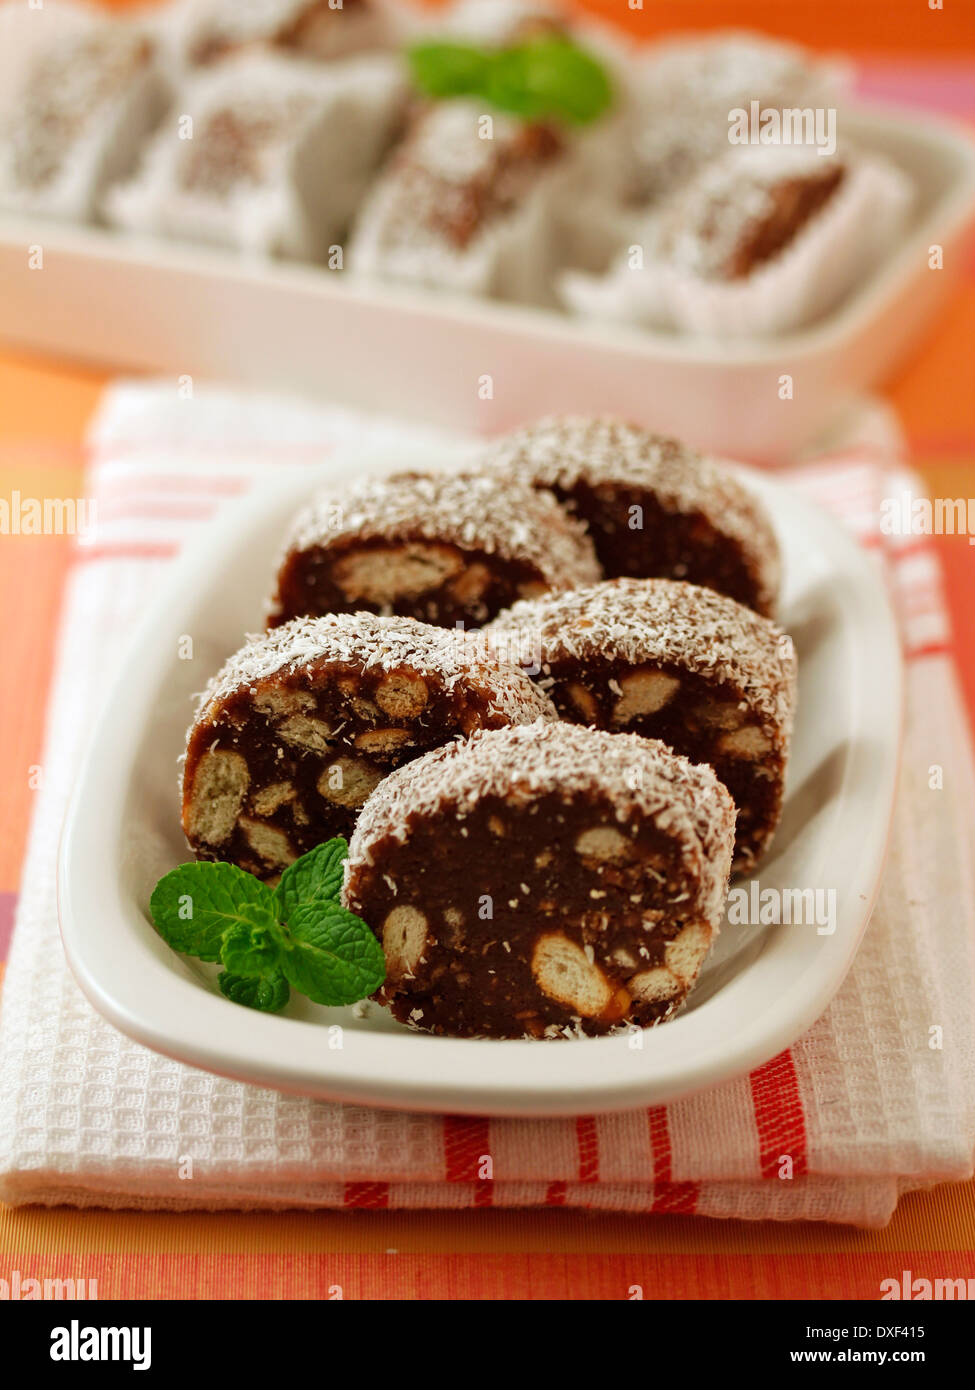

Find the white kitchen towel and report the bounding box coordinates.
[1,381,973,1227]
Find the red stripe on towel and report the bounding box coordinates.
[94,499,220,522]
[97,473,250,498]
[74,542,181,563]
[750,1050,809,1180]
[648,1107,699,1214]
[907,640,953,662]
[343,1182,390,1209]
[443,1116,494,1206]
[444,1115,492,1182]
[575,1116,600,1183]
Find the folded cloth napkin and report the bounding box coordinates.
[1,382,973,1228]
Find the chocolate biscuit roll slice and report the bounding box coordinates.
[185,0,393,68]
[349,99,570,304]
[182,613,556,878]
[345,722,735,1039]
[481,415,780,616]
[487,578,797,872]
[656,150,845,282]
[0,18,168,225]
[268,469,600,630]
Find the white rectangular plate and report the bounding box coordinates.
[57,450,903,1116]
[4,104,975,461]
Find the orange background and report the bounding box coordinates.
[1,0,974,1298]
[524,0,975,58]
[93,0,975,56]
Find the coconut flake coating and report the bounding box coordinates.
[479,415,780,615]
[1,23,156,198]
[185,0,390,65]
[182,613,558,877]
[344,722,736,1037]
[658,147,846,281]
[192,611,555,730]
[627,32,840,204]
[269,469,600,629]
[347,720,734,926]
[486,578,796,731]
[486,578,797,871]
[349,97,565,283]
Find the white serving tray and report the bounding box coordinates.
[57,449,903,1117]
[2,104,974,463]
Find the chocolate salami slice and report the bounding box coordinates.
[181,613,556,877]
[0,18,168,225]
[486,578,797,872]
[184,0,393,68]
[107,49,404,261]
[349,99,570,303]
[480,415,780,616]
[344,721,736,1039]
[656,150,845,282]
[269,470,600,630]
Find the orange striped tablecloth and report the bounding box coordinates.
[0,41,974,1300]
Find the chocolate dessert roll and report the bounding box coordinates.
[349,98,576,303]
[269,470,600,630]
[442,0,570,46]
[0,15,169,223]
[562,145,912,338]
[107,50,404,260]
[182,613,556,878]
[486,579,797,872]
[344,722,735,1038]
[656,150,845,282]
[625,33,842,206]
[481,416,780,616]
[182,0,394,68]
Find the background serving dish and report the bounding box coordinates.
[57,448,902,1115]
[3,104,973,463]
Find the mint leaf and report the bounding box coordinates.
[150,862,279,963]
[219,970,290,1013]
[406,41,493,98]
[279,901,386,1007]
[406,36,613,126]
[151,841,382,1010]
[487,38,613,124]
[220,915,283,977]
[274,837,348,921]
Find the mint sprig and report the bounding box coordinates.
[148,861,277,964]
[149,838,385,1014]
[408,40,493,99]
[407,35,614,126]
[275,836,347,918]
[277,902,389,1008]
[219,970,290,1013]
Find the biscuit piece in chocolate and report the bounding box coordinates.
[487,578,796,872]
[345,722,735,1038]
[657,150,845,281]
[269,470,600,630]
[182,613,556,877]
[481,416,780,616]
